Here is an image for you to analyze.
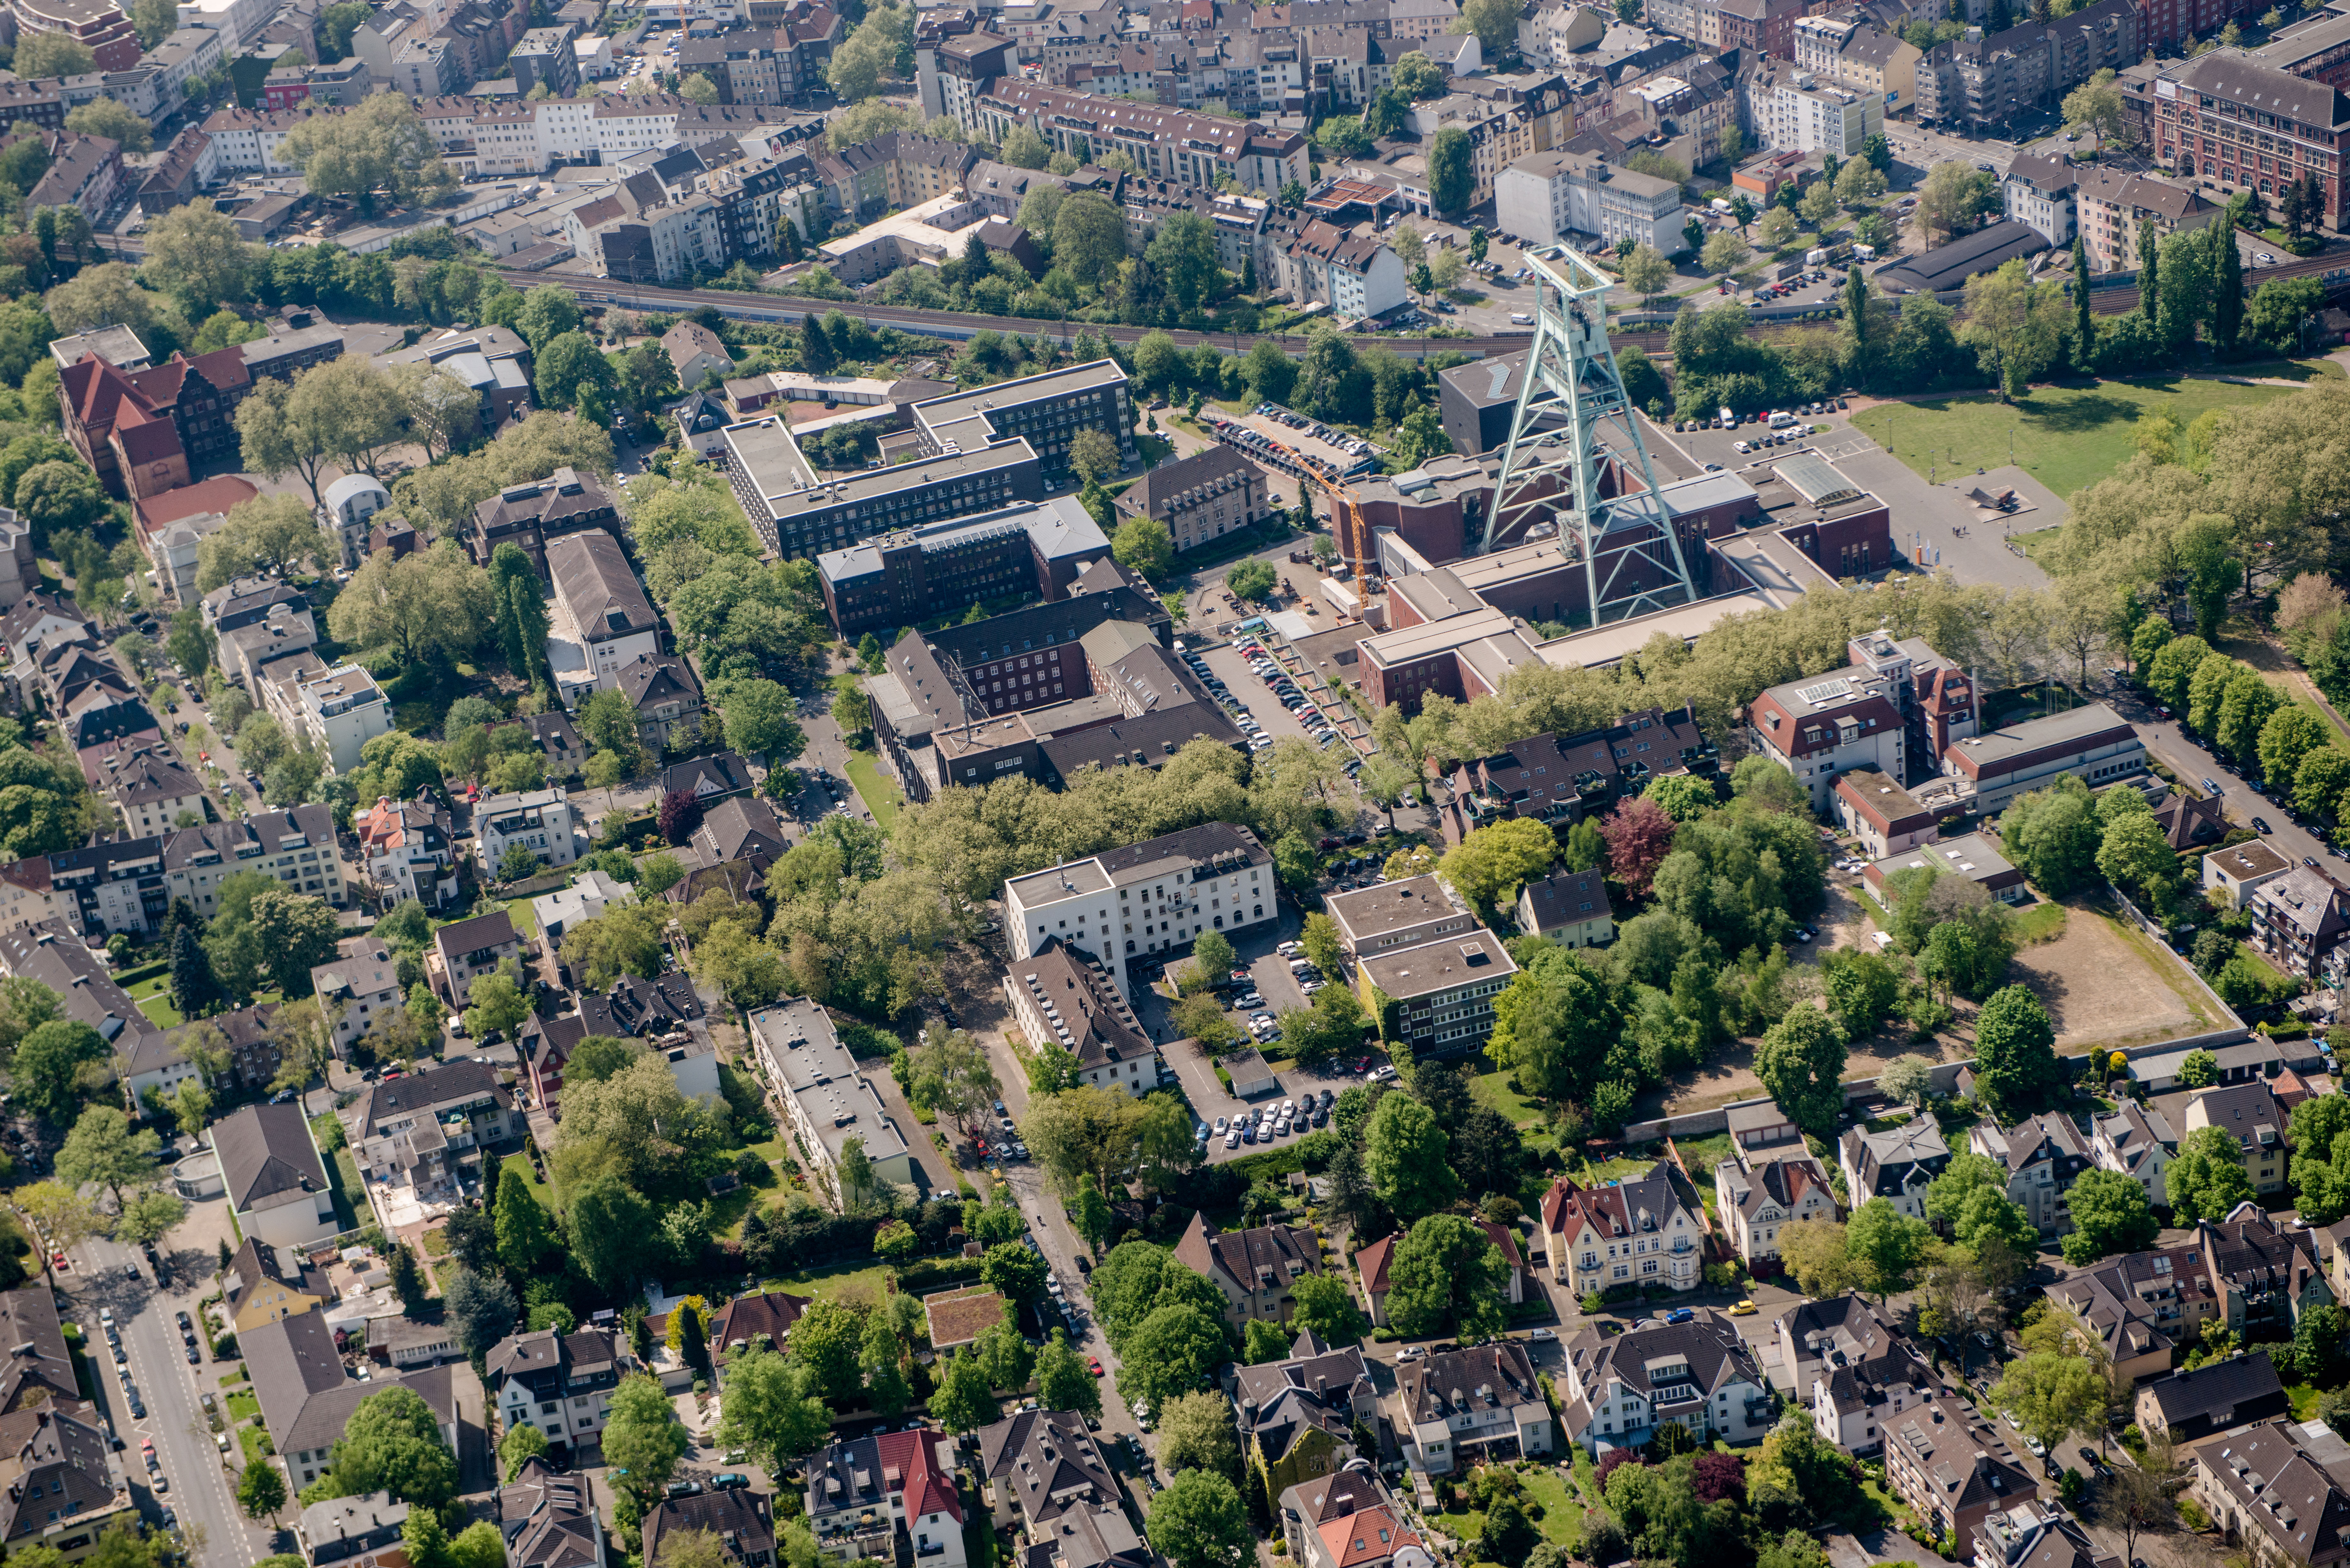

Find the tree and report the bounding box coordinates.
[713,1350,832,1464]
[1146,1470,1254,1568]
[1117,1304,1229,1410]
[2000,774,2102,896]
[2061,1168,2160,1265]
[329,542,497,666]
[2170,1124,2256,1224]
[1916,161,1996,244]
[1599,795,1676,895]
[1053,192,1128,287]
[716,677,805,765]
[1448,0,1520,51]
[928,1348,998,1433]
[980,1241,1050,1305]
[1288,1272,1366,1343]
[1776,1217,1860,1300]
[1991,1349,2104,1459]
[1754,1006,1846,1134]
[329,1385,459,1507]
[2093,1453,2176,1563]
[494,1159,559,1271]
[1227,559,1276,601]
[1973,985,2061,1115]
[17,1180,101,1267]
[13,1020,108,1125]
[602,1374,689,1498]
[15,32,93,79]
[55,1106,161,1208]
[1701,231,1752,275]
[64,98,150,156]
[1845,1197,1934,1305]
[1035,1329,1101,1420]
[1361,1092,1456,1222]
[236,1456,287,1525]
[1428,126,1473,215]
[1112,516,1175,580]
[498,1421,549,1482]
[1157,1390,1238,1478]
[1439,817,1558,909]
[1383,1214,1508,1338]
[115,1189,186,1250]
[443,1265,518,1363]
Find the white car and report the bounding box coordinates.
[1213,1117,1229,1135]
[1396,1346,1426,1362]
[1528,1328,1558,1342]
[1224,1130,1241,1149]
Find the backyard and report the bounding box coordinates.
[845,749,903,833]
[1432,1464,1586,1552]
[1852,373,2318,498]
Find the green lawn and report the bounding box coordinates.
[844,749,903,832]
[1852,375,2308,498]
[1469,1070,1547,1131]
[760,1258,896,1302]
[1435,1469,1585,1550]
[225,1390,260,1423]
[500,894,541,938]
[2013,902,2069,944]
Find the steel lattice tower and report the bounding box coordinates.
[1485,243,1698,625]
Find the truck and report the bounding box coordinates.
[1853,244,1877,262]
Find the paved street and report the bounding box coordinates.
[2109,672,2341,875]
[62,1206,272,1568]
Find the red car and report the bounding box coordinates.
[1088,1359,1104,1376]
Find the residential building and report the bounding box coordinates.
[220,1234,328,1334]
[1354,926,1517,1059]
[511,25,579,96]
[300,1495,411,1568]
[1004,823,1275,1002]
[93,745,203,838]
[1744,656,1909,811]
[45,805,345,940]
[2188,1418,2350,1568]
[661,753,754,806]
[343,1059,517,1220]
[1972,1499,2123,1568]
[1839,1117,1951,1221]
[707,1290,813,1359]
[2001,149,2079,245]
[355,792,461,910]
[484,1328,624,1451]
[1834,769,1941,859]
[692,795,789,864]
[1236,1331,1377,1499]
[2199,1202,2331,1332]
[1278,1472,1423,1568]
[533,869,633,978]
[430,909,523,1006]
[1777,1294,1936,1453]
[1390,1341,1551,1474]
[9,0,140,74]
[1445,707,1719,831]
[747,997,913,1210]
[1273,220,1409,320]
[1714,1151,1839,1275]
[1882,1395,2037,1548]
[2041,1254,2185,1382]
[662,320,734,389]
[801,1429,965,1568]
[214,1101,339,1253]
[309,938,401,1061]
[970,80,1310,196]
[1538,1164,1703,1297]
[614,654,704,752]
[1516,867,1614,946]
[547,532,660,707]
[279,663,393,775]
[2186,1083,2291,1195]
[1968,1112,2095,1234]
[1173,1214,1321,1329]
[2091,1098,2176,1210]
[1494,147,1689,252]
[2133,1352,2289,1440]
[499,1458,606,1568]
[465,468,619,576]
[0,1336,134,1565]
[643,1490,777,1568]
[474,788,582,879]
[2205,838,2296,908]
[974,1411,1147,1568]
[1555,1310,1772,1453]
[1003,939,1159,1097]
[2250,866,2350,984]
[1764,75,1884,155]
[1111,446,1270,554]
[323,474,391,570]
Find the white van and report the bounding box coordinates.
[1767,411,1797,430]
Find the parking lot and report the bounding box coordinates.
[1180,633,1360,767]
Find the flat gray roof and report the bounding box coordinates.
[1953,701,2132,769]
[1356,927,1516,999]
[818,494,1105,581]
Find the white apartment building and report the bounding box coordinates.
[2002,150,2079,246]
[547,531,662,705]
[1002,940,1162,1097]
[749,998,913,1211]
[1276,220,1408,319]
[1765,77,1884,157]
[1004,823,1274,1003]
[1391,1343,1551,1474]
[274,663,393,775]
[1554,1313,1773,1454]
[1745,645,1912,811]
[309,937,402,1061]
[323,474,391,572]
[972,80,1310,196]
[474,788,581,877]
[144,26,227,98]
[1494,148,1689,253]
[485,1328,625,1451]
[2092,1098,2175,1209]
[1539,1164,1704,1296]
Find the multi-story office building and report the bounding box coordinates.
[1938,701,2144,813]
[906,361,1134,483]
[810,495,1100,640]
[1324,875,1475,966]
[720,416,1043,567]
[1003,939,1160,1096]
[1355,925,1517,1059]
[509,24,579,96]
[1494,147,1689,253]
[1004,823,1274,1000]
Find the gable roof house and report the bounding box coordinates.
[466,469,620,577]
[2041,1255,2182,1384]
[1775,1293,1935,1455]
[2091,1098,2176,1210]
[802,1428,966,1568]
[1278,1470,1424,1568]
[1881,1395,2036,1550]
[2133,1351,2290,1441]
[220,1233,330,1335]
[0,1356,134,1565]
[1968,1112,2095,1235]
[1539,1163,1703,1298]
[613,652,705,750]
[1231,1329,1377,1499]
[213,1101,338,1254]
[2186,1082,2291,1195]
[1555,1310,1773,1454]
[244,1311,459,1494]
[1390,1341,1551,1474]
[484,1328,625,1451]
[499,1458,605,1568]
[694,795,791,864]
[2188,1417,2350,1568]
[1173,1214,1321,1329]
[2197,1202,2332,1334]
[974,1410,1147,1568]
[643,1486,777,1568]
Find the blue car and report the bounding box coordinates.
[1664,1308,1695,1325]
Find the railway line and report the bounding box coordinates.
[492,241,2350,365]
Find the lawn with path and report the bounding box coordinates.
[1853,375,2310,498]
[845,748,903,832]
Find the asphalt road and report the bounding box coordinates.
[2103,671,2341,874]
[63,1228,270,1568]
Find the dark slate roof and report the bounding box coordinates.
[212,1101,328,1214]
[2139,1351,2289,1438]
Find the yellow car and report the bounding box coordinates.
[1728,1300,1758,1316]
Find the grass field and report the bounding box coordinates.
[2013,902,2069,944]
[1469,1070,1546,1130]
[1853,375,2310,498]
[1434,1468,1585,1550]
[845,749,903,832]
[760,1259,895,1302]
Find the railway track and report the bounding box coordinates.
[493,243,2350,364]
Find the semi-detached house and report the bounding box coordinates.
[1838,1117,1950,1222]
[1538,1163,1703,1298]
[1172,1214,1321,1328]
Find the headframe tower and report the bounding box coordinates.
[1483,242,1698,624]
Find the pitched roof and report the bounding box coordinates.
[212,1101,327,1214]
[1171,1213,1318,1298]
[2139,1351,2289,1437]
[547,529,654,645]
